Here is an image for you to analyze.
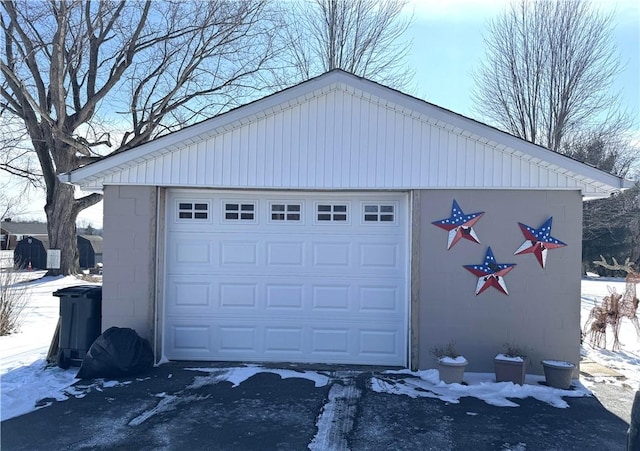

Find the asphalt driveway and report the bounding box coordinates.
[1,362,629,450]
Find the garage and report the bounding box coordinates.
[64,70,631,372]
[164,189,409,366]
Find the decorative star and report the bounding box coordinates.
[432,200,484,250]
[464,247,516,295]
[514,217,567,268]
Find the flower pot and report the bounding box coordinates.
[494,354,528,385]
[437,357,468,384]
[541,360,576,389]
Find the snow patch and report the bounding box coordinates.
[0,359,78,421]
[308,380,360,450]
[372,371,590,408]
[186,365,330,389]
[541,360,576,368]
[496,354,525,362]
[439,356,468,365]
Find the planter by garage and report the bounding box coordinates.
[438,356,468,384]
[541,360,576,389]
[494,354,528,385]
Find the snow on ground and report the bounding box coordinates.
[0,272,100,420]
[185,366,331,389]
[0,273,638,422]
[579,277,640,391]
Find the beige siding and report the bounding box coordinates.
[102,185,157,340]
[416,189,582,374]
[101,183,583,371]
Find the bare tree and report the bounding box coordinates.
[0,116,41,187]
[561,126,639,179]
[472,0,629,156]
[1,0,280,275]
[279,0,413,88]
[583,183,640,273]
[0,179,29,223]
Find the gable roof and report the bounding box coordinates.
[63,70,632,198]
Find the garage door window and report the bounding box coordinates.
[363,204,395,223]
[316,204,348,222]
[224,202,256,221]
[270,203,302,222]
[177,201,209,220]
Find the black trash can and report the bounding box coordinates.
[53,285,102,369]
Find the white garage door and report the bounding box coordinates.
[164,190,409,366]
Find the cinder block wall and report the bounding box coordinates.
[417,189,582,374]
[102,185,157,339]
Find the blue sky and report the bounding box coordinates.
[404,0,639,129]
[4,0,639,228]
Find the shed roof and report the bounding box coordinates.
[0,221,48,236]
[78,235,103,254]
[63,70,632,198]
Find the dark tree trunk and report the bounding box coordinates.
[44,180,79,276]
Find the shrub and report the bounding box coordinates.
[0,269,28,336]
[431,341,460,359]
[502,343,527,358]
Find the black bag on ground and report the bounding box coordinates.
[76,327,154,379]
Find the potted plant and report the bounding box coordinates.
[541,359,576,389]
[432,341,468,384]
[494,343,528,385]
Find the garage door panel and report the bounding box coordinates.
[311,285,351,310]
[359,330,399,356]
[359,243,398,268]
[167,324,213,360]
[266,242,305,266]
[168,240,215,273]
[166,276,213,314]
[266,284,304,309]
[164,190,408,366]
[264,327,304,352]
[219,326,258,352]
[173,282,210,307]
[359,285,402,312]
[219,283,258,308]
[166,277,405,319]
[175,241,211,264]
[169,237,404,277]
[173,325,210,350]
[220,241,258,266]
[312,328,349,354]
[312,242,351,267]
[166,318,404,365]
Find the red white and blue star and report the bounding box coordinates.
[514,217,567,268]
[464,247,516,295]
[432,200,485,250]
